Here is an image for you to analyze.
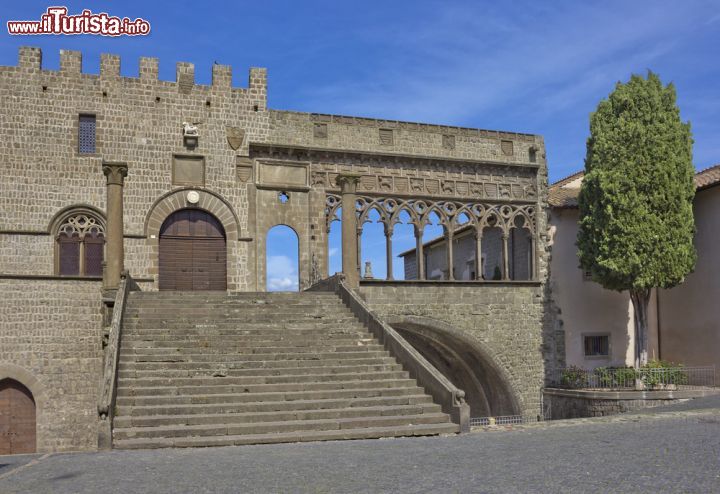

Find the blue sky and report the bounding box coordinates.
[3,1,719,288]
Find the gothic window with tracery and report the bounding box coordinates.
[55,211,106,277]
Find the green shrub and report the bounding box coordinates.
[594,366,636,388]
[639,359,688,387]
[560,366,589,388]
[559,360,689,390]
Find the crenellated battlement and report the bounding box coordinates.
[13,46,266,95]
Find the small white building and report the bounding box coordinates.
[548,165,720,370]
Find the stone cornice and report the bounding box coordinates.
[249,143,541,172]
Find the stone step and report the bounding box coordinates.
[126,301,345,309]
[122,323,367,335]
[121,330,371,340]
[123,316,366,331]
[122,323,372,340]
[117,374,413,397]
[113,403,442,428]
[121,340,385,356]
[123,317,356,325]
[118,356,397,379]
[118,351,380,362]
[113,422,459,450]
[116,394,435,417]
[114,363,403,387]
[119,337,376,351]
[129,291,339,299]
[115,385,425,407]
[117,370,410,396]
[117,351,391,370]
[125,302,348,311]
[113,412,451,441]
[124,306,353,321]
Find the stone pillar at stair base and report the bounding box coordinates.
[102,162,128,291]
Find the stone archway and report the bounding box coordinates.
[144,188,240,290]
[0,379,36,455]
[0,364,44,454]
[159,209,227,291]
[386,316,521,418]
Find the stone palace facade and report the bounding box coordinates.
[0,47,555,453]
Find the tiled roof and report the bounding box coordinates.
[548,171,584,208]
[549,165,720,209]
[695,164,720,190]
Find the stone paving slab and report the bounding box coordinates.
[1,405,719,494]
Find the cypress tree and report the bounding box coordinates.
[577,72,696,368]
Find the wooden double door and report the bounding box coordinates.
[159,209,227,291]
[0,379,36,455]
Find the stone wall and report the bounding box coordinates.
[0,279,103,452]
[268,111,540,163]
[544,389,692,419]
[359,284,552,418]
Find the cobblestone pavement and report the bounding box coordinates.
[1,401,719,494]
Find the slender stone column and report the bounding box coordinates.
[445,226,455,281]
[502,233,509,281]
[384,223,394,280]
[475,228,483,280]
[531,235,537,281]
[335,174,361,288]
[414,224,425,280]
[356,226,363,275]
[102,162,128,290]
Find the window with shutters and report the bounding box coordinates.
[78,114,96,154]
[54,210,106,277]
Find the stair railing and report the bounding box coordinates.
[309,274,471,432]
[98,270,139,449]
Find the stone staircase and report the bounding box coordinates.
[112,291,458,449]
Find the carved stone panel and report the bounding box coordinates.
[442,134,456,150]
[501,140,514,156]
[484,183,498,198]
[236,157,253,183]
[360,175,377,192]
[379,128,394,146]
[311,171,328,187]
[257,161,309,189]
[395,177,409,193]
[410,178,424,193]
[313,123,328,139]
[379,176,393,191]
[172,155,205,186]
[227,127,245,150]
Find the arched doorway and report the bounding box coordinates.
[0,379,36,455]
[159,209,227,291]
[266,225,299,291]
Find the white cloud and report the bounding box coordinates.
[328,247,339,257]
[298,2,709,126]
[268,276,298,291]
[267,255,298,291]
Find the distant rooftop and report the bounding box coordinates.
[549,165,720,209]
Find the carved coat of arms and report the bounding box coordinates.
[226,127,246,150]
